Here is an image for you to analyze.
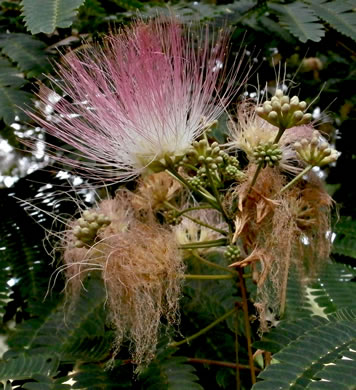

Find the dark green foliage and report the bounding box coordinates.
[0,56,31,124]
[68,363,132,389]
[306,0,356,41]
[6,276,109,358]
[253,309,356,389]
[0,33,50,76]
[21,0,86,34]
[0,354,59,380]
[141,352,203,390]
[332,217,356,259]
[309,263,356,314]
[283,270,313,320]
[0,32,50,124]
[268,2,325,42]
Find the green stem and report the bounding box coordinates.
[169,306,237,348]
[247,163,263,195]
[273,126,286,144]
[187,358,260,372]
[192,251,238,275]
[184,274,235,280]
[204,163,232,232]
[280,165,313,194]
[179,238,228,250]
[164,202,228,236]
[181,163,199,172]
[176,204,213,216]
[166,167,217,206]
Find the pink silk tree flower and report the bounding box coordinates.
[32,19,247,182]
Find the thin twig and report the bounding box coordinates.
[184,274,235,280]
[246,163,263,195]
[179,238,228,250]
[169,306,237,348]
[279,165,313,194]
[164,201,228,236]
[204,163,230,225]
[192,251,238,275]
[187,357,261,372]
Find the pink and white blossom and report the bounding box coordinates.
[32,19,247,182]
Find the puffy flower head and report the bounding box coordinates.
[33,18,245,182]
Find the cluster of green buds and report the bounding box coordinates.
[183,138,245,183]
[188,167,207,188]
[220,152,245,181]
[256,89,312,130]
[73,210,111,248]
[253,142,282,168]
[183,139,223,170]
[224,244,241,262]
[294,131,340,167]
[163,210,182,225]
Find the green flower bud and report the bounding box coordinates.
[293,111,304,121]
[281,103,290,113]
[299,101,307,110]
[78,218,87,228]
[290,96,299,106]
[281,95,290,105]
[275,89,284,98]
[272,101,281,111]
[268,111,278,121]
[294,132,340,167]
[81,227,90,236]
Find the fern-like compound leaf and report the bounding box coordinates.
[306,0,356,41]
[268,2,325,42]
[142,356,203,390]
[252,309,356,389]
[21,0,85,34]
[0,354,59,381]
[0,33,49,76]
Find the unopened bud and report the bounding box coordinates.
[299,101,307,110]
[290,96,299,106]
[81,227,90,236]
[293,111,304,121]
[281,103,290,113]
[281,95,290,104]
[268,111,278,121]
[78,218,87,228]
[256,107,264,115]
[272,101,281,111]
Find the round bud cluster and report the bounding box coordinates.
[73,210,111,248]
[221,153,239,168]
[224,245,241,262]
[253,142,282,168]
[184,140,223,170]
[188,167,208,189]
[225,165,240,176]
[163,210,182,226]
[219,152,244,180]
[294,130,340,167]
[256,89,312,129]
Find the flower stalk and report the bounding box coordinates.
[169,306,237,348]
